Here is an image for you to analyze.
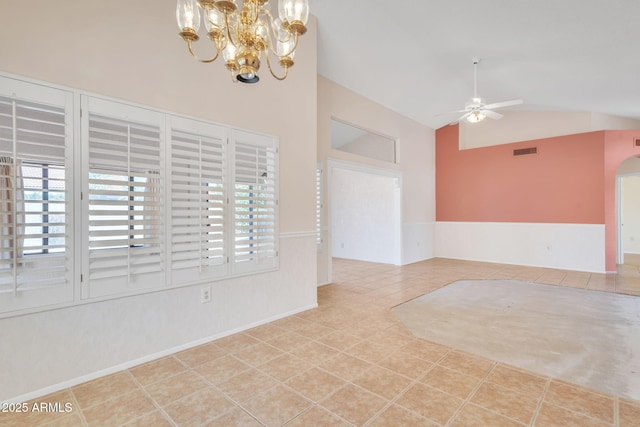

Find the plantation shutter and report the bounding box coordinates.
[169,117,227,284]
[83,97,164,299]
[0,79,74,314]
[231,130,278,274]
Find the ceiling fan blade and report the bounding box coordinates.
[436,109,469,116]
[481,110,503,120]
[449,112,471,125]
[482,99,523,110]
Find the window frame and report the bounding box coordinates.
[0,73,280,318]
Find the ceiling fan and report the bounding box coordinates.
[441,59,523,125]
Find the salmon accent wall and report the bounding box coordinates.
[436,125,605,224]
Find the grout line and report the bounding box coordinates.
[529,376,551,426]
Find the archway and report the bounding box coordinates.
[616,156,640,266]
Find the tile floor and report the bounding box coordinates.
[3,258,640,427]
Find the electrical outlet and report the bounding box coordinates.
[200,287,211,304]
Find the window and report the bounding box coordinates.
[232,130,278,274]
[21,162,66,255]
[0,75,279,317]
[170,117,227,284]
[83,97,164,299]
[0,81,74,315]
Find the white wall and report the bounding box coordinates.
[435,222,606,273]
[330,165,401,265]
[0,0,318,400]
[622,176,640,254]
[317,77,435,284]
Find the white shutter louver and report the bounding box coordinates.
[232,131,278,273]
[0,82,73,313]
[170,118,227,283]
[85,99,164,298]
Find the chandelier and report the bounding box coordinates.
[176,0,309,83]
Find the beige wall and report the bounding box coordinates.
[0,0,318,400]
[459,111,640,150]
[317,77,435,284]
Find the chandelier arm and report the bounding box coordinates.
[224,12,239,49]
[259,9,283,42]
[265,52,289,81]
[259,8,298,57]
[187,39,221,63]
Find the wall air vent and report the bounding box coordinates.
[635,138,640,147]
[513,147,537,156]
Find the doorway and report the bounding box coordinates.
[616,156,640,266]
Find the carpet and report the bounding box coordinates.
[392,280,640,400]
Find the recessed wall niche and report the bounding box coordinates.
[331,119,396,163]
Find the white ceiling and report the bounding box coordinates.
[308,0,640,129]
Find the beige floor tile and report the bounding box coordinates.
[163,387,234,427]
[485,364,548,398]
[40,413,86,427]
[543,381,614,424]
[285,405,352,427]
[368,404,438,427]
[194,355,250,385]
[533,402,611,427]
[72,371,139,409]
[396,383,463,425]
[318,353,373,381]
[290,341,341,364]
[214,333,261,353]
[470,382,539,425]
[353,366,413,400]
[345,340,389,364]
[438,351,494,379]
[320,384,387,426]
[232,342,284,367]
[128,356,186,387]
[19,258,640,427]
[619,400,640,427]
[285,367,347,402]
[318,329,363,351]
[367,327,415,348]
[203,407,262,427]
[450,403,526,427]
[293,320,336,339]
[377,351,433,379]
[243,385,312,427]
[1,391,79,427]
[144,370,209,406]
[400,339,450,363]
[174,342,227,368]
[82,390,156,426]
[121,410,174,427]
[420,365,482,399]
[265,331,313,352]
[258,353,312,382]
[244,323,286,341]
[217,368,279,403]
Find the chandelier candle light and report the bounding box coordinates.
[176,0,309,83]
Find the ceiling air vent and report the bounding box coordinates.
[513,147,537,156]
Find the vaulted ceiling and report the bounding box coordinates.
[308,0,640,129]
